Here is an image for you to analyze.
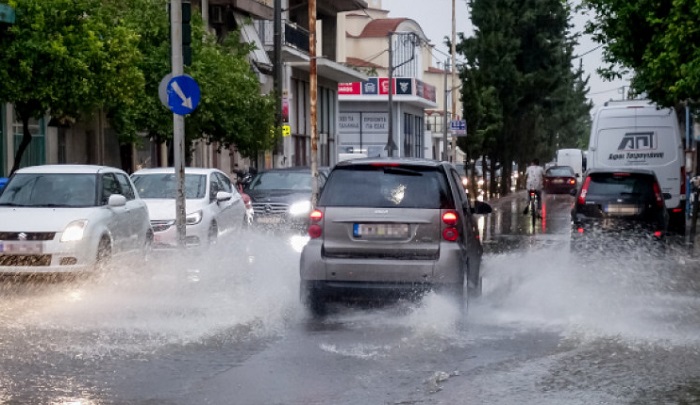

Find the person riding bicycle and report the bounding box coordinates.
[523,158,545,217]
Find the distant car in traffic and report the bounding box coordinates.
[0,165,152,274]
[570,168,669,254]
[131,167,247,249]
[245,167,328,229]
[543,165,578,195]
[299,158,492,316]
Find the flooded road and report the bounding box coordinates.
[1,192,700,404]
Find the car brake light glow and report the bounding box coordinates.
[578,177,591,205]
[577,227,584,234]
[612,172,631,177]
[672,208,683,213]
[309,209,323,222]
[653,230,663,238]
[442,211,458,226]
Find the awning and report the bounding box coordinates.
[287,59,368,83]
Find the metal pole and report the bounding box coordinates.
[451,0,458,163]
[386,32,396,157]
[171,0,186,246]
[274,0,282,128]
[309,0,319,206]
[442,59,449,162]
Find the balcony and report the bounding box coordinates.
[257,19,309,56]
[208,0,273,20]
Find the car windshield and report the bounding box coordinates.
[0,173,97,207]
[132,173,207,199]
[547,167,575,177]
[320,165,452,209]
[247,171,311,191]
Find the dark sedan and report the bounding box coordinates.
[570,168,669,254]
[244,167,327,229]
[543,165,578,194]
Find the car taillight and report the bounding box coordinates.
[578,176,591,205]
[308,209,323,238]
[653,230,663,238]
[681,166,686,195]
[441,210,459,242]
[653,182,664,208]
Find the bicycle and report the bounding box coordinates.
[527,189,541,226]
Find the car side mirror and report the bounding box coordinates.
[569,188,578,197]
[108,194,127,207]
[471,200,493,214]
[575,173,580,178]
[216,191,233,202]
[663,193,672,200]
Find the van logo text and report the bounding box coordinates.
[618,132,655,151]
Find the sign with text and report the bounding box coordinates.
[338,82,361,95]
[362,113,388,133]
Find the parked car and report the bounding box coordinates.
[543,165,578,195]
[0,165,152,274]
[131,168,247,249]
[570,168,669,254]
[245,167,328,229]
[299,158,492,316]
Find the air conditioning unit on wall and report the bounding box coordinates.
[210,5,224,24]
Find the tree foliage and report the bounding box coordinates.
[456,0,592,195]
[582,0,700,108]
[0,0,143,174]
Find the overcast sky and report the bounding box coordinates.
[380,0,629,109]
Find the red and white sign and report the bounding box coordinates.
[379,78,396,95]
[338,82,361,95]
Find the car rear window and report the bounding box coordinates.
[547,167,574,177]
[319,165,452,209]
[587,173,655,199]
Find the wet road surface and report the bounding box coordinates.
[1,192,700,404]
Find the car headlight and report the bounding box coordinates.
[462,177,468,186]
[186,210,203,225]
[61,219,88,242]
[289,200,312,216]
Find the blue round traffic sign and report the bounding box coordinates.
[167,75,201,115]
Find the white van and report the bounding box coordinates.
[587,99,685,233]
[556,148,584,179]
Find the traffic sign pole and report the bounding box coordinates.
[171,0,186,247]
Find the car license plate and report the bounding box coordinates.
[604,204,640,215]
[353,223,409,238]
[0,242,43,254]
[552,179,564,184]
[257,216,283,224]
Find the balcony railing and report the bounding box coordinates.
[256,19,310,54]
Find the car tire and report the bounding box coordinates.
[96,236,111,271]
[208,223,218,246]
[300,281,326,318]
[444,270,469,316]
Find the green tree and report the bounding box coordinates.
[456,0,591,195]
[582,0,700,108]
[106,0,277,160]
[0,0,143,174]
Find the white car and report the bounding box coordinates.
[0,165,152,274]
[131,167,247,249]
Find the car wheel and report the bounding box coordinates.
[444,270,469,316]
[96,236,111,271]
[300,281,326,317]
[208,223,218,246]
[142,230,154,262]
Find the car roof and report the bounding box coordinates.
[132,167,221,175]
[335,157,445,168]
[15,164,126,175]
[585,168,657,176]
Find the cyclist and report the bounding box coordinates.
[522,158,545,217]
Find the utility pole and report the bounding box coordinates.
[170,0,186,246]
[442,59,449,162]
[309,0,319,206]
[450,0,458,163]
[273,0,283,170]
[385,32,397,157]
